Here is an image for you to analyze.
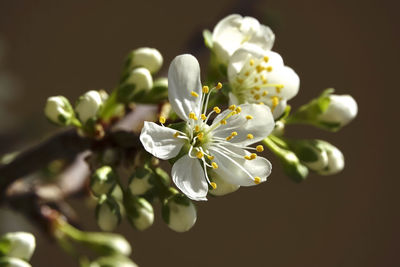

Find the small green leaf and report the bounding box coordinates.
[203,29,213,49]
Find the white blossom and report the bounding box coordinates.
[130,47,163,73]
[163,195,197,232]
[227,44,299,118]
[75,90,103,124]
[318,94,358,127]
[140,54,274,201]
[211,14,275,65]
[318,142,345,175]
[0,232,35,261]
[44,96,74,125]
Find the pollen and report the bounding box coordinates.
[195,125,200,132]
[201,114,207,120]
[197,132,204,140]
[271,96,279,107]
[258,102,264,105]
[210,182,217,189]
[196,151,204,159]
[254,86,261,91]
[254,94,260,100]
[275,85,284,93]
[254,77,259,82]
[189,112,198,120]
[191,91,199,97]
[159,116,166,124]
[249,59,255,66]
[262,91,268,96]
[256,145,264,152]
[173,132,180,138]
[202,86,209,93]
[208,155,215,160]
[246,115,253,120]
[235,106,242,113]
[250,153,257,159]
[266,66,273,72]
[244,155,252,160]
[220,119,227,125]
[245,71,250,76]
[247,134,254,139]
[213,106,221,114]
[216,82,223,89]
[211,162,218,169]
[229,104,236,111]
[231,131,238,136]
[254,177,261,184]
[263,56,269,62]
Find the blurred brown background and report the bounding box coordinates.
[0,0,399,266]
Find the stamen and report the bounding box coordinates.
[191,91,199,97]
[266,66,273,72]
[196,151,204,159]
[216,82,223,89]
[256,65,263,73]
[275,85,284,93]
[195,125,200,132]
[229,105,236,111]
[244,155,252,160]
[256,145,264,152]
[201,114,207,120]
[159,116,166,124]
[211,162,218,169]
[271,96,279,107]
[247,134,254,139]
[210,182,217,189]
[249,59,255,66]
[213,106,221,114]
[250,153,257,159]
[245,71,250,76]
[173,132,180,138]
[207,155,215,160]
[246,115,253,120]
[189,112,198,120]
[262,91,268,96]
[263,56,269,62]
[202,86,209,93]
[221,119,227,125]
[235,106,242,113]
[231,132,238,136]
[254,177,261,184]
[197,132,204,140]
[254,86,260,91]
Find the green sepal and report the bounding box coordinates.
[202,29,213,49]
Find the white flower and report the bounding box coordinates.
[318,94,358,127]
[127,198,154,231]
[44,96,74,125]
[125,67,153,92]
[0,232,35,261]
[211,14,275,65]
[129,47,163,73]
[96,196,121,231]
[227,44,299,118]
[208,171,240,196]
[162,195,197,232]
[140,54,275,201]
[75,90,103,124]
[90,166,116,197]
[128,169,153,196]
[317,142,344,175]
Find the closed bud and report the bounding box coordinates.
[318,94,358,128]
[75,90,103,124]
[317,141,345,175]
[0,232,35,261]
[96,195,121,231]
[286,139,329,172]
[79,232,131,256]
[162,194,197,232]
[125,196,154,231]
[44,96,74,125]
[118,67,153,103]
[128,167,154,196]
[91,166,117,197]
[128,47,163,73]
[209,171,240,196]
[281,151,309,182]
[0,257,31,267]
[89,255,138,267]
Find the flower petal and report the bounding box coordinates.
[140,121,185,160]
[171,155,208,201]
[168,54,202,120]
[209,145,272,186]
[248,24,275,51]
[211,103,274,146]
[265,66,300,101]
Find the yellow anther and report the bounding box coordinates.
[254,77,259,82]
[266,66,273,72]
[254,177,261,184]
[249,59,255,66]
[263,56,269,62]
[245,71,250,76]
[246,115,253,120]
[254,86,261,91]
[226,136,233,141]
[258,102,264,105]
[210,182,217,189]
[237,78,243,84]
[216,82,223,89]
[211,162,218,169]
[173,132,180,138]
[201,114,207,120]
[250,153,257,159]
[207,155,215,160]
[235,106,242,113]
[229,104,236,111]
[275,85,284,93]
[262,78,268,84]
[220,119,227,125]
[189,112,198,120]
[262,91,268,96]
[256,145,264,152]
[271,96,279,107]
[195,125,200,132]
[213,106,221,114]
[256,65,263,73]
[254,94,261,100]
[247,134,254,139]
[251,90,255,94]
[196,151,204,159]
[202,86,209,93]
[191,91,199,97]
[159,116,166,124]
[244,155,252,160]
[231,111,237,115]
[197,132,204,140]
[231,131,238,136]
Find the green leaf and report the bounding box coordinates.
[202,29,213,49]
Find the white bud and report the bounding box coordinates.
[96,196,121,231]
[44,96,74,125]
[127,198,154,231]
[209,171,239,196]
[75,90,103,124]
[318,94,358,127]
[0,232,35,261]
[0,257,31,267]
[128,168,153,196]
[130,47,163,73]
[91,166,116,197]
[297,141,329,171]
[126,67,153,92]
[163,195,197,232]
[318,143,345,175]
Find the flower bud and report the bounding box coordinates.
[317,142,345,175]
[0,257,31,267]
[44,96,74,125]
[0,232,35,261]
[89,255,138,267]
[318,94,358,127]
[209,171,239,196]
[125,196,154,231]
[90,166,117,197]
[286,139,329,172]
[162,194,197,232]
[79,232,131,256]
[281,151,309,182]
[128,47,163,73]
[128,167,154,196]
[75,90,103,124]
[96,195,121,231]
[118,67,153,103]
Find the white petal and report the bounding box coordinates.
[211,103,274,146]
[139,121,185,160]
[272,99,287,119]
[209,145,272,186]
[208,170,240,196]
[248,24,275,51]
[168,54,202,121]
[318,94,358,126]
[171,155,208,201]
[265,66,300,101]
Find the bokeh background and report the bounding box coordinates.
[0,0,399,266]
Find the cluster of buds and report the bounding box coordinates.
[0,232,36,267]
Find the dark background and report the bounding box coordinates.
[0,0,399,266]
